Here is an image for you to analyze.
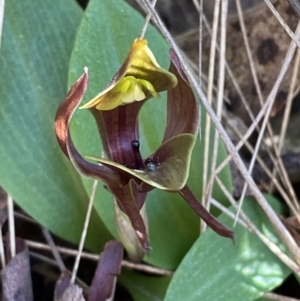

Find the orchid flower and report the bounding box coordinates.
[55,39,233,262]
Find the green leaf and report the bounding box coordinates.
[164,195,291,301]
[0,0,111,249]
[68,0,232,269]
[119,270,171,301]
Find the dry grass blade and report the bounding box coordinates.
[25,239,173,276]
[236,19,300,225]
[233,0,283,183]
[197,10,257,123]
[30,252,89,293]
[0,0,4,48]
[264,0,300,46]
[42,228,66,271]
[213,0,298,212]
[206,0,228,213]
[29,251,59,267]
[191,0,204,83]
[139,0,157,38]
[201,0,220,232]
[223,113,298,216]
[210,198,248,228]
[235,0,264,105]
[7,194,15,259]
[208,92,295,193]
[269,48,300,201]
[71,180,98,284]
[0,227,5,268]
[264,292,300,301]
[189,0,260,148]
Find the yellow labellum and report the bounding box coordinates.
[89,76,159,111]
[80,39,177,111]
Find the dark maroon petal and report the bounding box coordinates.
[55,70,88,158]
[162,49,199,142]
[88,241,123,301]
[54,70,119,185]
[179,186,235,241]
[90,100,145,169]
[54,270,71,301]
[57,285,84,301]
[1,238,33,301]
[108,180,148,253]
[54,272,85,301]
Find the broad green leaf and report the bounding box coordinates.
[69,0,232,269]
[164,195,291,301]
[119,270,171,301]
[0,0,111,249]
